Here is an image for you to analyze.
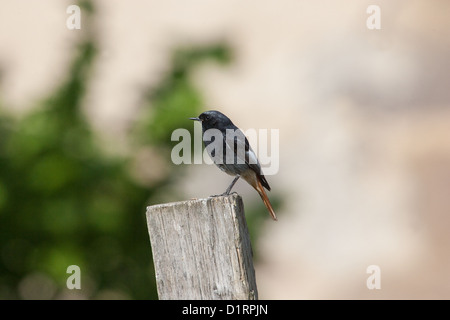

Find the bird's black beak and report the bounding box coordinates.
[189,117,201,121]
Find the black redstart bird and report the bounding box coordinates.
[190,110,277,221]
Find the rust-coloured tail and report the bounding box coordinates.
[255,178,278,221]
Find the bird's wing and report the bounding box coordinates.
[223,127,271,191]
[224,128,261,172]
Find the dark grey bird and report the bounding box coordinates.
[190,110,277,220]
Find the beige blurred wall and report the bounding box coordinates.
[1,0,449,299]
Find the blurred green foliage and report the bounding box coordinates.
[136,45,231,146]
[0,7,232,298]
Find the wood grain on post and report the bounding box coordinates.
[146,194,258,300]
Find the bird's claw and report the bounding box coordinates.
[209,193,227,198]
[209,191,238,198]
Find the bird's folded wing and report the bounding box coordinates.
[224,128,262,174]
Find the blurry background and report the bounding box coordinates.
[0,0,449,299]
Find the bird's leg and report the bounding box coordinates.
[224,175,240,195]
[210,176,240,197]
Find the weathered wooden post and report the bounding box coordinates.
[146,193,258,300]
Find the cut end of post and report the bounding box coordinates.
[145,193,258,300]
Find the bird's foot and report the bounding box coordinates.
[209,191,238,198]
[209,192,228,197]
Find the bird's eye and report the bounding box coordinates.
[204,115,210,121]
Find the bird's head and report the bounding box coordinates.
[190,110,234,130]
